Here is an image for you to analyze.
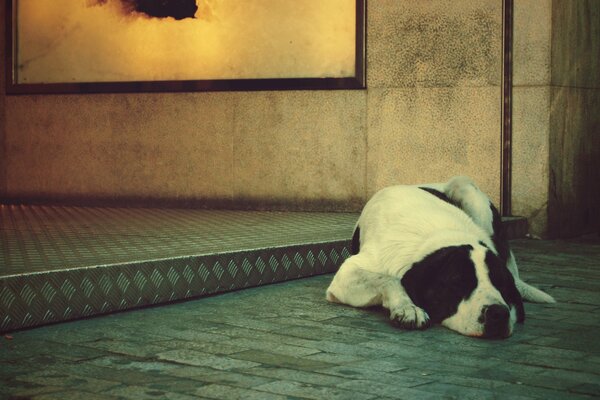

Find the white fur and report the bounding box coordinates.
[326,176,554,337]
[442,246,516,337]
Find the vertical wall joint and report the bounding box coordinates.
[501,0,513,216]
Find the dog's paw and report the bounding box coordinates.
[390,305,431,330]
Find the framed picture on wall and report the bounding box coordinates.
[5,0,365,94]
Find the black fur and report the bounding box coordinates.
[351,226,361,255]
[485,250,525,323]
[418,187,457,207]
[419,186,511,267]
[401,245,478,323]
[490,203,510,264]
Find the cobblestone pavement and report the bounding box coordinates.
[1,237,599,399]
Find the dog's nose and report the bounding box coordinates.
[482,304,510,338]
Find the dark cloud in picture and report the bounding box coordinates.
[127,0,198,20]
[89,0,199,20]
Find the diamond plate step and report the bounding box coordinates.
[0,205,356,333]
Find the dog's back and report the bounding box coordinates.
[355,185,491,277]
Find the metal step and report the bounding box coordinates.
[0,205,356,333]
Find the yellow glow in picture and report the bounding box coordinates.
[12,0,359,86]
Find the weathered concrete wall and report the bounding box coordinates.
[512,0,600,238]
[512,0,552,236]
[367,1,502,201]
[547,0,600,237]
[1,1,502,209]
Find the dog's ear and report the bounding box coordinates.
[401,248,448,305]
[485,251,525,323]
[401,245,474,310]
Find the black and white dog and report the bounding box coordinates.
[326,176,555,339]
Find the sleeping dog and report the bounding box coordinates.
[326,176,555,338]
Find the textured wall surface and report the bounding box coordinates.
[512,0,600,238]
[1,0,502,210]
[547,0,600,237]
[512,0,552,236]
[366,1,502,201]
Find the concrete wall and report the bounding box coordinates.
[1,1,503,210]
[547,0,600,237]
[366,1,502,200]
[512,0,553,236]
[513,0,600,238]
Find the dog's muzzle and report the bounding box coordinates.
[480,304,511,339]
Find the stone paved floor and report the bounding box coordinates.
[1,237,599,399]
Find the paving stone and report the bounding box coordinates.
[193,383,290,400]
[225,337,322,357]
[0,381,64,398]
[46,362,181,386]
[148,327,230,343]
[340,358,410,373]
[105,384,200,400]
[239,366,351,386]
[151,339,247,355]
[0,339,106,363]
[200,325,328,350]
[156,349,261,370]
[412,382,537,400]
[492,382,595,400]
[303,351,365,364]
[228,349,334,370]
[196,315,295,333]
[253,380,377,400]
[321,365,435,387]
[31,391,122,400]
[336,379,454,400]
[361,339,504,369]
[22,322,171,345]
[79,338,170,358]
[89,355,186,374]
[15,371,121,393]
[299,339,397,358]
[570,382,600,397]
[537,369,600,387]
[272,325,371,344]
[422,371,593,399]
[185,370,275,389]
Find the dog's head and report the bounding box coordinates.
[401,244,524,339]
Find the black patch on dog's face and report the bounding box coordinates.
[485,250,525,323]
[401,245,478,323]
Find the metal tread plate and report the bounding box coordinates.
[1,205,356,332]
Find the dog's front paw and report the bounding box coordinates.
[390,305,430,330]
